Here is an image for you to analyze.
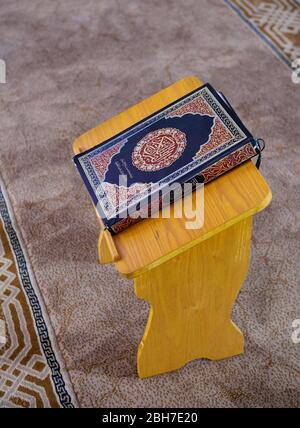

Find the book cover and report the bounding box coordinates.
[73,83,259,233]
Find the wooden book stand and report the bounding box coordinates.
[73,76,272,378]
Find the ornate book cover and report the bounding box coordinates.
[73,83,260,233]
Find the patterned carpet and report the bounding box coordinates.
[0,184,77,407]
[0,0,299,408]
[0,303,5,347]
[225,0,300,67]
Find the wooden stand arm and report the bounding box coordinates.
[98,229,120,264]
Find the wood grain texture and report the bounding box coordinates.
[98,229,120,264]
[73,75,272,278]
[134,218,252,378]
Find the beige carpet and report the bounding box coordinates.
[0,0,299,407]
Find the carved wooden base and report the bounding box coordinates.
[134,218,252,378]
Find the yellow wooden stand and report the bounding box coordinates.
[73,76,272,378]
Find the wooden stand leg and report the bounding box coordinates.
[134,218,253,378]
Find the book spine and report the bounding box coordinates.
[110,216,143,234]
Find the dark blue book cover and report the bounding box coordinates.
[73,83,258,232]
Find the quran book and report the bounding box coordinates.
[73,83,262,233]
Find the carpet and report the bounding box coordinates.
[225,0,300,68]
[0,0,299,408]
[0,299,5,347]
[0,183,77,407]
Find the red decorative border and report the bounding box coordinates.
[110,197,163,234]
[102,181,150,213]
[111,216,141,234]
[168,97,214,118]
[90,140,125,181]
[201,143,256,183]
[168,96,233,157]
[195,118,232,158]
